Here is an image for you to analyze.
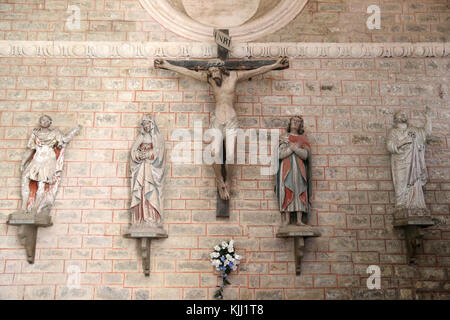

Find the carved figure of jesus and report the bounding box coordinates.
[154,58,288,200]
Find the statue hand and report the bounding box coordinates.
[288,142,299,151]
[276,57,289,68]
[138,151,146,161]
[280,137,289,144]
[154,59,165,69]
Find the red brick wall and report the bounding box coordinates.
[0,0,448,42]
[0,55,449,299]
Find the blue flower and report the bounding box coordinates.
[222,273,228,278]
[228,262,234,267]
[218,295,223,299]
[220,256,225,262]
[220,266,226,271]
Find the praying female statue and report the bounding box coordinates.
[129,114,165,230]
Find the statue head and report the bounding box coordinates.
[140,114,155,134]
[39,114,53,128]
[393,110,408,124]
[287,115,304,135]
[206,61,229,87]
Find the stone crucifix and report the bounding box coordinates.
[154,32,289,217]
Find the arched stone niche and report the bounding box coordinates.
[139,0,309,42]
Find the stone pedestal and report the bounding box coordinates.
[7,212,53,264]
[123,225,168,276]
[276,225,321,275]
[393,210,434,265]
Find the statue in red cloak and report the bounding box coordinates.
[276,115,312,228]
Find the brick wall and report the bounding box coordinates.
[0,0,448,42]
[0,55,449,299]
[263,0,450,42]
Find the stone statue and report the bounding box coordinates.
[20,114,81,216]
[8,114,81,264]
[275,115,319,275]
[125,114,167,276]
[386,107,433,220]
[386,107,434,264]
[276,115,313,231]
[154,58,289,201]
[129,114,165,232]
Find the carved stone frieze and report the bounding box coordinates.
[0,41,448,59]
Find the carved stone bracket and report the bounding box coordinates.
[393,214,434,265]
[276,226,321,275]
[123,227,168,277]
[0,41,448,59]
[7,212,53,264]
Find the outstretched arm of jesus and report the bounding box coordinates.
[154,59,207,82]
[236,58,289,81]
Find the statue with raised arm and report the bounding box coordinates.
[386,107,433,221]
[20,114,82,216]
[154,58,289,201]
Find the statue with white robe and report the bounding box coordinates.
[386,107,432,221]
[129,114,166,232]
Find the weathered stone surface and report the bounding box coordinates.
[95,286,130,300]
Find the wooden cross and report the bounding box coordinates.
[159,30,289,218]
[165,29,287,73]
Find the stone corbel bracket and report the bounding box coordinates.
[7,212,53,264]
[123,228,168,277]
[393,214,434,265]
[276,227,321,276]
[0,41,448,59]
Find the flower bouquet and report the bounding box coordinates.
[210,240,242,299]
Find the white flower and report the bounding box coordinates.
[221,241,228,248]
[226,254,232,261]
[224,259,229,266]
[234,254,241,261]
[214,245,221,251]
[229,240,234,247]
[228,247,234,253]
[211,260,221,267]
